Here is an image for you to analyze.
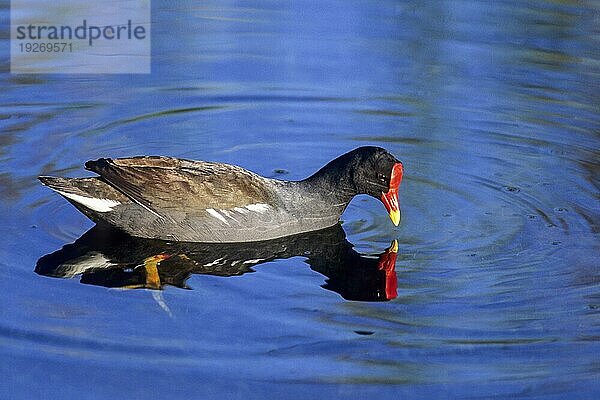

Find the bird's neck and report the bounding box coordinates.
[300,157,358,206]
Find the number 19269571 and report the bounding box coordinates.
[19,42,72,52]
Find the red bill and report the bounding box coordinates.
[381,162,403,226]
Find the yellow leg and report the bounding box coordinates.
[143,254,170,290]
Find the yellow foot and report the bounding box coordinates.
[143,254,170,290]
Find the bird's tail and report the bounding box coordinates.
[39,176,82,194]
[38,176,122,213]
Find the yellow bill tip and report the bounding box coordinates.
[389,239,398,253]
[389,209,400,226]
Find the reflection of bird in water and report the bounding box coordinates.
[36,224,399,302]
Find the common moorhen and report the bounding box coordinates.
[39,146,403,242]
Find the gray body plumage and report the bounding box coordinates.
[39,147,400,243]
[39,158,351,242]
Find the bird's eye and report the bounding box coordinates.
[378,174,387,183]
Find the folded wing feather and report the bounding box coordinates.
[85,156,275,216]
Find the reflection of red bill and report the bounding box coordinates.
[381,163,403,226]
[377,240,398,300]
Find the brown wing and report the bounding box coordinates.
[85,156,274,216]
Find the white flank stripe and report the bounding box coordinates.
[56,190,120,212]
[206,208,229,225]
[243,258,265,265]
[245,203,270,213]
[233,207,249,214]
[220,209,239,222]
[203,257,224,267]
